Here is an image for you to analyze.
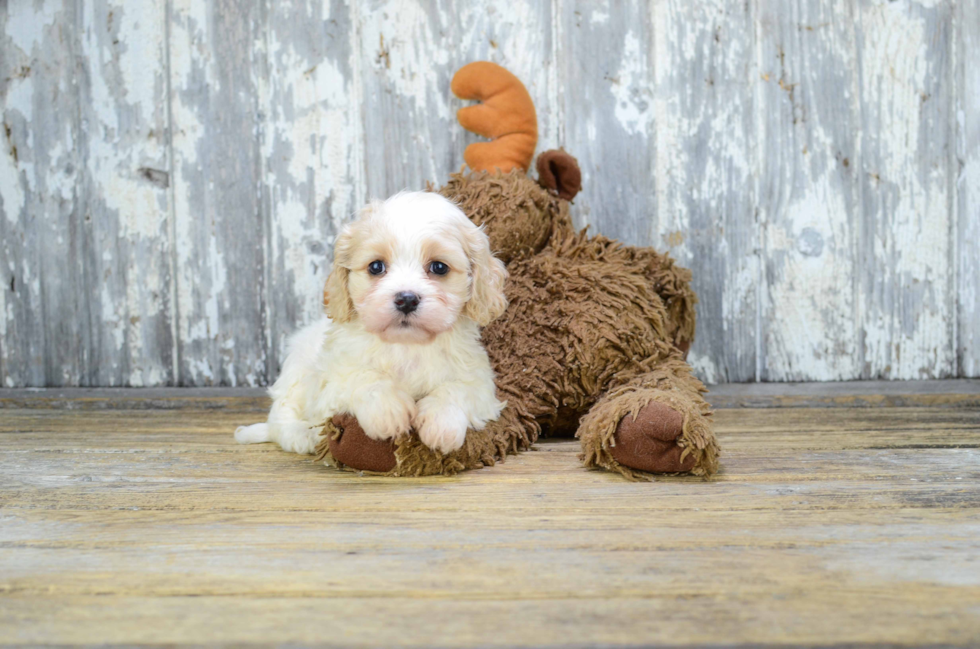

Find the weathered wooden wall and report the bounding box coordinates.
[0,0,977,386]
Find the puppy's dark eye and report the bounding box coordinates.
[428,261,449,276]
[368,260,386,275]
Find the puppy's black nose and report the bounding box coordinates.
[394,291,420,314]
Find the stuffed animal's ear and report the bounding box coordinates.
[536,149,582,201]
[462,225,508,327]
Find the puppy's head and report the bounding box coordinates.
[324,192,507,344]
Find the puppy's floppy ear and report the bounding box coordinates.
[323,267,353,322]
[323,201,382,322]
[323,225,355,323]
[462,225,508,326]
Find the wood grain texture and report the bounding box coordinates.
[169,0,268,386]
[1,2,96,386]
[0,1,61,387]
[756,0,862,381]
[857,0,955,379]
[557,0,655,244]
[2,379,979,410]
[1,390,979,646]
[1,0,977,386]
[957,0,980,377]
[707,378,980,408]
[0,0,174,388]
[77,0,176,386]
[652,0,758,383]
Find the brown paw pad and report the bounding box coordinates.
[610,401,696,473]
[327,413,397,473]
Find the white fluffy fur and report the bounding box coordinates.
[235,192,507,456]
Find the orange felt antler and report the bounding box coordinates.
[452,62,537,173]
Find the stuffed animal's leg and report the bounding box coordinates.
[637,250,698,356]
[576,357,719,479]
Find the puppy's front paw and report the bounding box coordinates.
[414,399,469,454]
[277,425,321,455]
[355,389,416,441]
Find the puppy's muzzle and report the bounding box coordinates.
[394,291,420,315]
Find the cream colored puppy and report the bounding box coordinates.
[235,192,508,456]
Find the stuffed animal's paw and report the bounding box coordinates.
[414,398,469,454]
[327,413,398,473]
[611,401,697,473]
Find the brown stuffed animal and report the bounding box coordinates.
[315,62,720,479]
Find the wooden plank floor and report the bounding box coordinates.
[1,382,979,648]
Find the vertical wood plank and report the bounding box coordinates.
[261,0,360,375]
[1,0,174,387]
[755,0,861,381]
[357,0,555,200]
[169,0,267,386]
[956,0,980,377]
[0,2,89,386]
[652,0,758,383]
[856,0,955,379]
[557,0,656,244]
[0,3,42,385]
[76,0,175,386]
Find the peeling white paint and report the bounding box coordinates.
[1,0,977,386]
[0,269,6,341]
[959,152,980,375]
[73,0,174,385]
[611,32,652,136]
[4,2,58,54]
[359,3,452,121]
[650,1,758,383]
[765,179,858,381]
[0,108,24,221]
[169,0,220,380]
[187,357,215,383]
[101,283,125,352]
[3,75,37,213]
[858,0,953,379]
[590,8,609,24]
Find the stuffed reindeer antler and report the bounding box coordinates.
[452,61,538,173]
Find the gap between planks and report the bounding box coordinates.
[0,379,978,410]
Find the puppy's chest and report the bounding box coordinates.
[375,348,453,396]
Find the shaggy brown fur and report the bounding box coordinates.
[314,164,720,479]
